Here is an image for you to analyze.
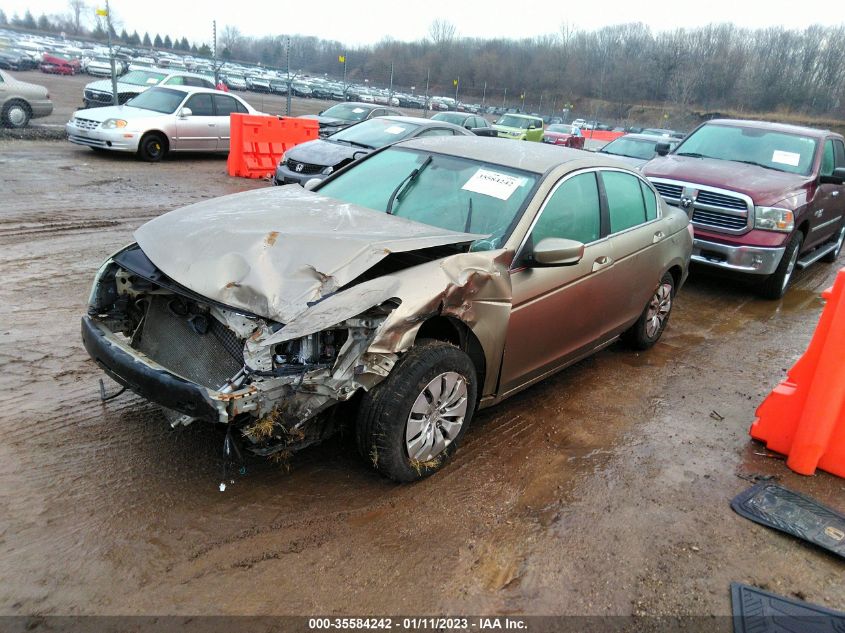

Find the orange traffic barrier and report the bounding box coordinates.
[227,114,319,179]
[749,268,845,478]
[582,130,624,143]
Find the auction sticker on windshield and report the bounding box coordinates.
[462,169,524,200]
[384,126,406,135]
[772,150,801,166]
[352,108,365,113]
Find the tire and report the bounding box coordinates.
[137,132,167,162]
[759,232,803,300]
[623,272,675,350]
[355,340,477,482]
[1,99,31,129]
[821,221,845,263]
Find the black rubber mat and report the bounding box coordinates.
[731,482,845,559]
[731,583,845,633]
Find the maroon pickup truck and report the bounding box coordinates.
[643,119,845,298]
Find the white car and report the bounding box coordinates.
[86,56,124,77]
[66,86,258,161]
[82,69,215,108]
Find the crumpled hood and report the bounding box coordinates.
[644,155,812,206]
[134,185,482,323]
[285,139,365,167]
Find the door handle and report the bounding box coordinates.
[653,230,665,243]
[592,255,613,272]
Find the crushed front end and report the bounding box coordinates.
[82,244,397,456]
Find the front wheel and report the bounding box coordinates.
[623,272,675,350]
[355,341,477,482]
[137,132,167,162]
[759,232,803,300]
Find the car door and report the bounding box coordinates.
[527,118,544,142]
[600,169,670,328]
[174,93,217,151]
[499,170,622,393]
[808,138,845,247]
[211,94,247,151]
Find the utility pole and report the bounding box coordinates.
[539,93,543,116]
[285,37,292,116]
[454,76,459,105]
[388,62,394,104]
[521,91,526,112]
[502,88,507,109]
[212,20,218,85]
[103,0,118,106]
[341,51,347,99]
[424,68,430,117]
[481,81,487,109]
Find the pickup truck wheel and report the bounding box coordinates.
[759,232,803,300]
[355,341,477,482]
[623,272,674,350]
[821,222,845,263]
[2,99,31,128]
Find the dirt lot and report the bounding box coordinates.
[0,78,843,621]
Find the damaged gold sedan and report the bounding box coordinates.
[82,136,692,481]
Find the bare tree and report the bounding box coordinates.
[428,19,456,46]
[68,0,86,34]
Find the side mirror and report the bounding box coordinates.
[655,142,671,156]
[528,124,536,130]
[820,166,845,185]
[178,107,192,118]
[318,110,324,115]
[532,237,585,266]
[303,178,322,191]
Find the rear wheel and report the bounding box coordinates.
[759,232,803,300]
[1,99,31,128]
[623,272,675,350]
[137,132,167,162]
[821,222,845,263]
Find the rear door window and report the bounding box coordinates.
[213,94,243,117]
[602,171,647,233]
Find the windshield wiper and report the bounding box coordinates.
[386,155,433,215]
[336,139,373,149]
[731,159,782,172]
[676,152,707,158]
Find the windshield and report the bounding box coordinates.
[601,137,668,160]
[495,115,533,129]
[432,113,468,125]
[321,103,372,122]
[675,124,818,175]
[330,118,421,149]
[125,87,186,114]
[547,124,575,134]
[317,147,539,251]
[119,70,167,86]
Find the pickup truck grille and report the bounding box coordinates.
[652,182,683,199]
[649,177,752,235]
[691,209,748,231]
[695,190,747,210]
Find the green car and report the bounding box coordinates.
[492,113,545,141]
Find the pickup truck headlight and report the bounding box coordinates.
[754,207,794,232]
[101,118,128,129]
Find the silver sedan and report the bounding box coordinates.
[66,86,258,161]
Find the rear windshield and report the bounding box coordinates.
[674,124,818,175]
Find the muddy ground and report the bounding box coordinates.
[0,137,843,618]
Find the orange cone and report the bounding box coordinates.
[749,269,845,478]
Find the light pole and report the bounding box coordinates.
[454,76,459,105]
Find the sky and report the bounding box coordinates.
[3,0,843,47]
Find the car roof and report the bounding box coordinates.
[704,118,839,139]
[146,85,244,98]
[613,133,680,142]
[499,113,542,120]
[333,101,380,109]
[396,136,637,173]
[378,115,470,132]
